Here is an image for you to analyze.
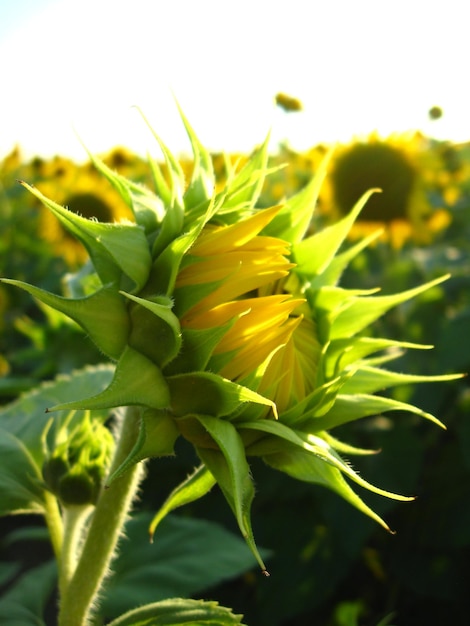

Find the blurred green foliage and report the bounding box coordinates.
[1,135,468,625]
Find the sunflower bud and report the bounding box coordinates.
[42,414,114,506]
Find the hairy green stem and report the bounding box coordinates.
[58,406,144,626]
[43,489,64,563]
[59,505,93,596]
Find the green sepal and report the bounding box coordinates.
[221,132,271,214]
[329,274,450,340]
[292,188,380,279]
[148,464,216,540]
[135,106,186,209]
[195,416,268,573]
[20,181,152,290]
[306,392,446,432]
[1,279,129,360]
[78,138,166,233]
[264,444,395,532]
[238,420,414,516]
[46,347,170,413]
[134,107,186,254]
[339,364,462,396]
[148,225,203,296]
[311,228,383,289]
[167,372,276,419]
[120,292,181,367]
[176,103,215,213]
[165,323,234,375]
[107,409,179,486]
[262,148,332,243]
[324,337,433,379]
[308,286,380,344]
[321,431,379,456]
[106,598,246,626]
[280,373,353,427]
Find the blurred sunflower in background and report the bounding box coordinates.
[34,155,134,266]
[317,131,452,248]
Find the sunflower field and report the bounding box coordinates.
[1,115,469,626]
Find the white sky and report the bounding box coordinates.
[1,0,469,161]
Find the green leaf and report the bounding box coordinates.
[0,428,45,515]
[1,280,130,360]
[195,416,268,573]
[107,598,246,626]
[46,347,170,413]
[149,465,216,539]
[0,561,56,626]
[101,513,257,622]
[20,181,152,290]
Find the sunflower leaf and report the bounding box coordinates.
[106,598,246,626]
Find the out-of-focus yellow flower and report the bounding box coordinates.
[275,92,303,112]
[319,132,451,248]
[36,156,134,266]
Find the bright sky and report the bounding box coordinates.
[1,0,469,161]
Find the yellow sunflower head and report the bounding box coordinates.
[319,132,451,248]
[3,107,459,574]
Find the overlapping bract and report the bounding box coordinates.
[2,107,458,571]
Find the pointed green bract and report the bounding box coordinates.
[329,274,450,339]
[196,416,268,573]
[148,465,216,540]
[263,147,332,243]
[167,371,277,420]
[20,181,152,290]
[107,409,180,486]
[46,347,170,413]
[2,279,129,360]
[292,188,380,278]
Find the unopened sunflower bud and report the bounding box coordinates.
[42,415,114,506]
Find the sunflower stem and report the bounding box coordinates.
[58,505,93,596]
[43,489,64,565]
[58,406,144,626]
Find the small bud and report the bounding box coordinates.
[42,414,114,507]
